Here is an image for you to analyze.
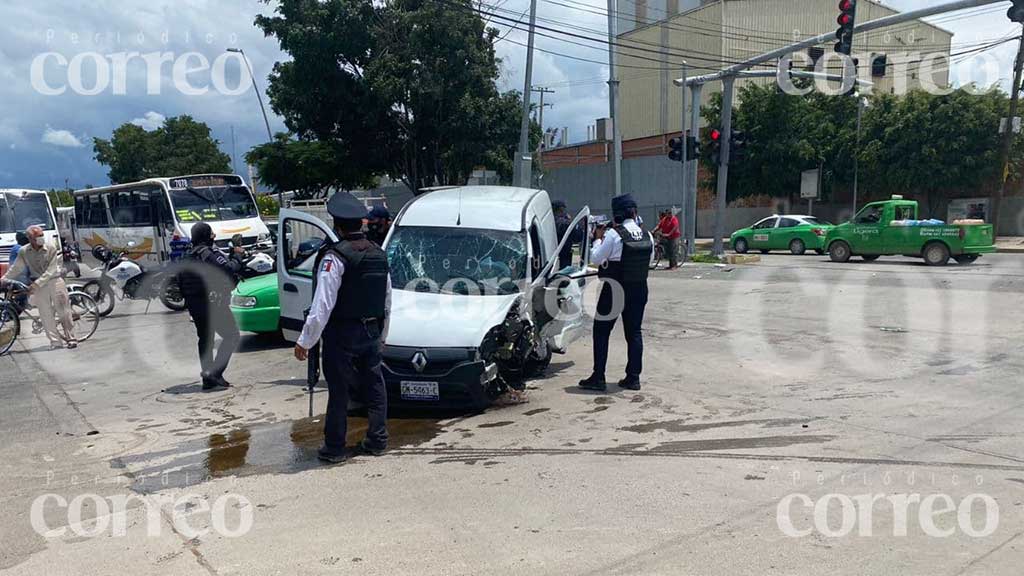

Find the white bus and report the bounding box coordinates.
[0,189,62,276]
[74,174,271,268]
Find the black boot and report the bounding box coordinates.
[618,377,641,391]
[317,446,351,464]
[578,374,607,392]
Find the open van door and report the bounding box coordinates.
[532,206,591,354]
[277,209,338,342]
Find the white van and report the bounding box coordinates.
[278,186,591,409]
[0,189,62,275]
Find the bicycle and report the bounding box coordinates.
[0,280,100,356]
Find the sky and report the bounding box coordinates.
[0,0,1018,190]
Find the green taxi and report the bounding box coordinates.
[230,273,281,334]
[731,215,834,255]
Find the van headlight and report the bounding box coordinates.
[231,295,257,308]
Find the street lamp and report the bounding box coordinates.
[227,48,279,206]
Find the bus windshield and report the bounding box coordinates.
[170,186,258,223]
[0,193,54,234]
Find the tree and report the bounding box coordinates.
[245,134,376,199]
[93,116,231,184]
[254,0,531,193]
[700,83,1011,206]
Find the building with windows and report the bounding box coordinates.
[616,0,953,140]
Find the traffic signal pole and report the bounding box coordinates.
[680,63,689,262]
[713,78,734,257]
[687,83,702,256]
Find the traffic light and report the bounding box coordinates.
[668,136,684,162]
[835,0,857,55]
[686,135,700,161]
[708,127,723,166]
[1009,0,1024,23]
[730,130,748,163]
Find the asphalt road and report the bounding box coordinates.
[2,253,1023,575]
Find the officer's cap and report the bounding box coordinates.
[327,191,367,220]
[611,194,637,213]
[367,205,390,220]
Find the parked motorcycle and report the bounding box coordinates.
[62,240,82,278]
[227,233,275,281]
[80,243,186,317]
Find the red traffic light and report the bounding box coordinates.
[838,0,854,11]
[710,129,722,141]
[837,13,853,25]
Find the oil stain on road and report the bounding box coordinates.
[120,416,443,493]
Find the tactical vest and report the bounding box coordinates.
[598,224,651,284]
[315,236,389,323]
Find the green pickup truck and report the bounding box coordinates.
[825,197,996,266]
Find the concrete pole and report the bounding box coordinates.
[514,0,539,188]
[607,0,622,198]
[687,83,702,255]
[992,24,1024,240]
[712,78,734,256]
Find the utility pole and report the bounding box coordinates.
[607,0,623,198]
[531,86,555,181]
[514,0,539,188]
[992,24,1024,240]
[230,125,238,175]
[712,78,734,256]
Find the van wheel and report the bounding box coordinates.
[923,242,950,266]
[733,237,749,254]
[829,241,852,263]
[789,239,806,255]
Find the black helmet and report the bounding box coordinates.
[91,244,112,263]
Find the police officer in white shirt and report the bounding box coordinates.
[294,192,392,464]
[579,194,654,392]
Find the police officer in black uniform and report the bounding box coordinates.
[553,200,583,271]
[579,194,653,392]
[178,222,245,391]
[293,192,391,464]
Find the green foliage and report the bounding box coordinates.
[689,252,724,264]
[245,134,374,199]
[47,189,74,208]
[701,84,1011,203]
[256,194,280,216]
[254,0,532,193]
[93,116,231,184]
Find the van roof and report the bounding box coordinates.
[398,186,545,232]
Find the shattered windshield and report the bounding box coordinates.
[387,226,527,296]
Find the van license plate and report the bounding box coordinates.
[400,381,439,401]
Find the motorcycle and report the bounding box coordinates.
[226,233,275,281]
[62,240,82,278]
[80,243,186,317]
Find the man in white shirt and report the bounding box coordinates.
[579,194,654,392]
[1,226,76,349]
[294,192,392,464]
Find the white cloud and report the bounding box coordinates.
[131,111,167,131]
[41,126,85,148]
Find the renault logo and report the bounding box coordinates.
[411,351,428,373]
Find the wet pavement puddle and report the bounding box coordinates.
[118,416,442,493]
